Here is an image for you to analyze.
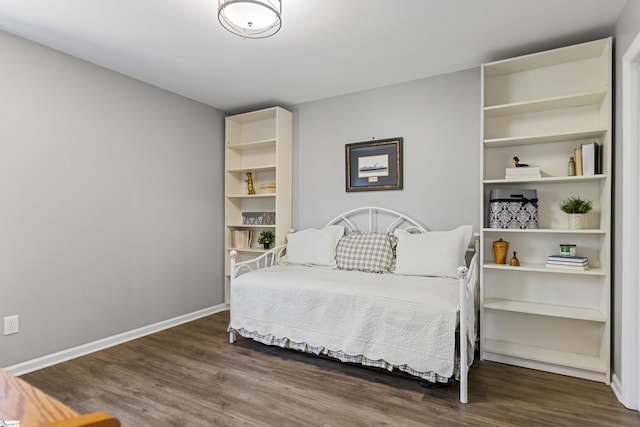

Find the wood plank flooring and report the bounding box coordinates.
[20,311,639,426]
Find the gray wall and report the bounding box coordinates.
[0,31,225,368]
[613,0,640,383]
[291,68,480,232]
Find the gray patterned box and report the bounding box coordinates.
[242,211,276,225]
[489,189,538,229]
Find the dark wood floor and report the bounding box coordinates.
[20,311,638,426]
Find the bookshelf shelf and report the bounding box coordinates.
[484,175,607,184]
[483,262,606,276]
[484,91,607,118]
[484,129,608,148]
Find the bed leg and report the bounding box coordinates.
[459,312,469,403]
[458,265,470,404]
[229,331,236,344]
[460,365,468,404]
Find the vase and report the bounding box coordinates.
[568,214,586,230]
[509,251,520,266]
[263,243,270,249]
[245,172,256,195]
[492,238,509,265]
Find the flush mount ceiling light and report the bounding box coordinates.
[218,0,282,39]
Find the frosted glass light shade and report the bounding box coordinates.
[218,0,282,39]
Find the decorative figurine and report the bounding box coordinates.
[509,251,520,266]
[245,172,256,195]
[512,156,530,167]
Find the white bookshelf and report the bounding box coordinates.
[224,107,292,304]
[480,38,612,384]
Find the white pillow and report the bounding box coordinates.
[282,225,345,268]
[393,225,473,278]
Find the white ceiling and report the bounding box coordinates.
[0,0,626,113]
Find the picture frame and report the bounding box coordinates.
[345,137,403,192]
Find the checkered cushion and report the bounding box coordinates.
[336,232,397,273]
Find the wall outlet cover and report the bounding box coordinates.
[4,314,19,335]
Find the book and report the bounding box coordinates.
[232,229,253,249]
[545,263,590,271]
[574,148,583,176]
[506,166,541,175]
[581,142,598,176]
[505,167,541,180]
[547,260,589,267]
[505,174,541,181]
[547,255,588,262]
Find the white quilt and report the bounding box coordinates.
[229,265,460,378]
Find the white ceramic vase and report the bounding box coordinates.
[568,213,587,230]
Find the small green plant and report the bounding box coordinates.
[257,230,275,247]
[560,197,593,214]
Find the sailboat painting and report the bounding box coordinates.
[358,154,389,178]
[345,137,403,192]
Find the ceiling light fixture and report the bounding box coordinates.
[218,0,282,39]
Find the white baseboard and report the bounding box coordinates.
[5,304,227,376]
[611,372,623,405]
[612,371,640,410]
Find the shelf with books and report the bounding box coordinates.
[483,262,606,276]
[483,136,607,181]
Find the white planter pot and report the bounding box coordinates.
[568,213,587,230]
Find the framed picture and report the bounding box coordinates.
[345,137,403,192]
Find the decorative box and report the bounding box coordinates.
[489,189,538,229]
[242,211,276,225]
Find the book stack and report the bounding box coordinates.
[505,166,542,180]
[574,142,603,176]
[232,229,253,249]
[545,255,589,270]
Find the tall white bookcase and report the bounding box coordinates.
[224,107,292,304]
[480,38,612,383]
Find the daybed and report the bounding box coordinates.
[228,207,479,403]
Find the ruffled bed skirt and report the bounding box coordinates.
[230,327,459,384]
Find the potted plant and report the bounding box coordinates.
[257,230,275,249]
[559,196,593,229]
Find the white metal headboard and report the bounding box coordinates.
[231,206,479,276]
[325,206,426,234]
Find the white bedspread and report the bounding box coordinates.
[229,265,460,378]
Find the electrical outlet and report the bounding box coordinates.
[4,315,19,335]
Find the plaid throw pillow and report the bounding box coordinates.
[336,232,398,273]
